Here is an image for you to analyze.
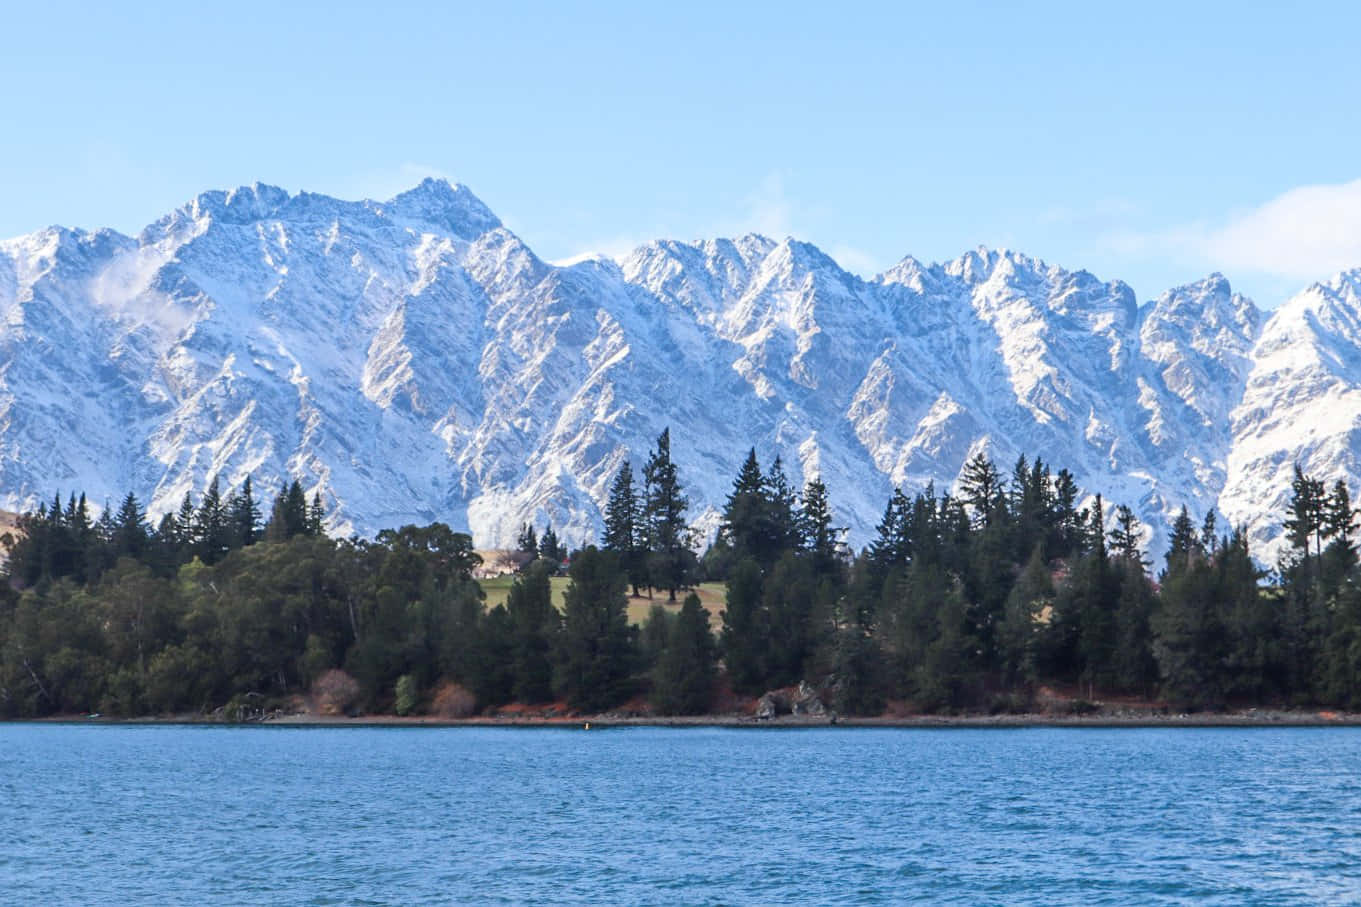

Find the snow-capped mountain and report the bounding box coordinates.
[0,179,1354,562]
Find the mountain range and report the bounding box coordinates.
[2,178,1357,563]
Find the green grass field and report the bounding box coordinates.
[479,575,726,628]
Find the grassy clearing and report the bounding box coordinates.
[478,575,726,628]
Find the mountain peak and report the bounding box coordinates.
[381,178,501,240]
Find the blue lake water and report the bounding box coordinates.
[3,725,1361,904]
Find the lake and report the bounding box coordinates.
[2,725,1360,904]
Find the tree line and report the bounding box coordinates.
[3,431,1361,720]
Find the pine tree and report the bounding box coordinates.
[175,492,198,554]
[264,481,309,541]
[823,587,884,717]
[1200,509,1219,555]
[308,492,325,537]
[916,579,979,711]
[1153,549,1227,708]
[193,476,231,565]
[640,604,672,670]
[516,523,538,556]
[642,428,693,600]
[1324,479,1358,557]
[1111,560,1158,694]
[720,448,768,567]
[286,481,309,538]
[112,492,149,561]
[1164,506,1200,576]
[603,462,645,594]
[959,452,1004,529]
[1283,465,1327,560]
[1107,504,1148,571]
[1218,528,1275,701]
[798,476,844,578]
[763,551,816,686]
[228,476,261,548]
[553,547,635,711]
[998,545,1052,687]
[720,558,767,694]
[1321,480,1360,591]
[264,486,289,543]
[765,456,799,559]
[538,524,562,566]
[1052,468,1083,557]
[866,487,913,579]
[652,593,716,715]
[505,561,558,703]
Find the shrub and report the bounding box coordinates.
[395,674,420,716]
[313,669,360,716]
[431,682,476,719]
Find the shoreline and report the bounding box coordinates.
[17,709,1361,729]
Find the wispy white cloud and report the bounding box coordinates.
[1201,179,1361,279]
[737,171,795,238]
[1111,178,1361,282]
[699,170,799,240]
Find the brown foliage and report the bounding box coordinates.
[313,669,360,716]
[431,682,477,719]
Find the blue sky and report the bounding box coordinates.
[3,1,1359,306]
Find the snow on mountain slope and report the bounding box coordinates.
[1222,270,1361,561]
[0,178,1356,561]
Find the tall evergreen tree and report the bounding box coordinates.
[516,522,538,556]
[1111,560,1159,694]
[1284,465,1327,560]
[175,492,198,553]
[111,492,150,561]
[1154,545,1228,708]
[265,481,309,542]
[866,487,913,579]
[308,492,325,537]
[1164,506,1200,576]
[652,593,716,715]
[798,476,844,578]
[1323,478,1359,583]
[762,552,816,686]
[193,477,231,565]
[720,558,767,694]
[553,547,635,711]
[1200,509,1219,556]
[1051,468,1084,557]
[228,476,261,548]
[998,545,1053,687]
[765,456,799,559]
[603,462,645,594]
[505,561,558,703]
[719,448,769,568]
[1108,504,1148,571]
[642,428,693,600]
[539,524,563,565]
[959,452,1004,528]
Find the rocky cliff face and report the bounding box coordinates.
[0,179,1354,562]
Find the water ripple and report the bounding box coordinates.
[3,725,1361,904]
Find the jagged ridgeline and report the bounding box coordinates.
[5,179,1361,563]
[3,431,1359,721]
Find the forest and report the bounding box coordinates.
[2,426,1360,720]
